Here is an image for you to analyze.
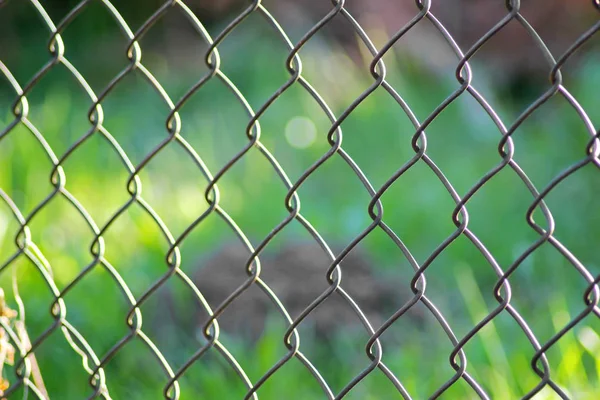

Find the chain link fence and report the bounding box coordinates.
[0,0,599,399]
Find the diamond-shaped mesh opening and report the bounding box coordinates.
[51,1,132,93]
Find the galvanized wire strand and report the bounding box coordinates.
[328,1,597,398]
[412,6,550,398]
[170,2,390,398]
[3,1,191,398]
[242,2,415,398]
[156,3,330,397]
[427,4,597,398]
[519,22,600,395]
[29,2,187,398]
[0,7,114,396]
[66,2,261,398]
[316,3,493,397]
[221,5,345,399]
[373,3,593,398]
[104,1,335,398]
[354,13,488,400]
[486,4,600,397]
[431,6,600,400]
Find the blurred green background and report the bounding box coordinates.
[1,0,599,399]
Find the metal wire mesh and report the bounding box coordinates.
[0,0,599,398]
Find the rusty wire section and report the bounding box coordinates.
[0,0,599,399]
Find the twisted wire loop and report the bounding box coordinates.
[0,0,599,398]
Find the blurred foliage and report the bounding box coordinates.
[1,3,600,398]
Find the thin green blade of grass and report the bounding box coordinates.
[549,296,588,392]
[455,264,516,397]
